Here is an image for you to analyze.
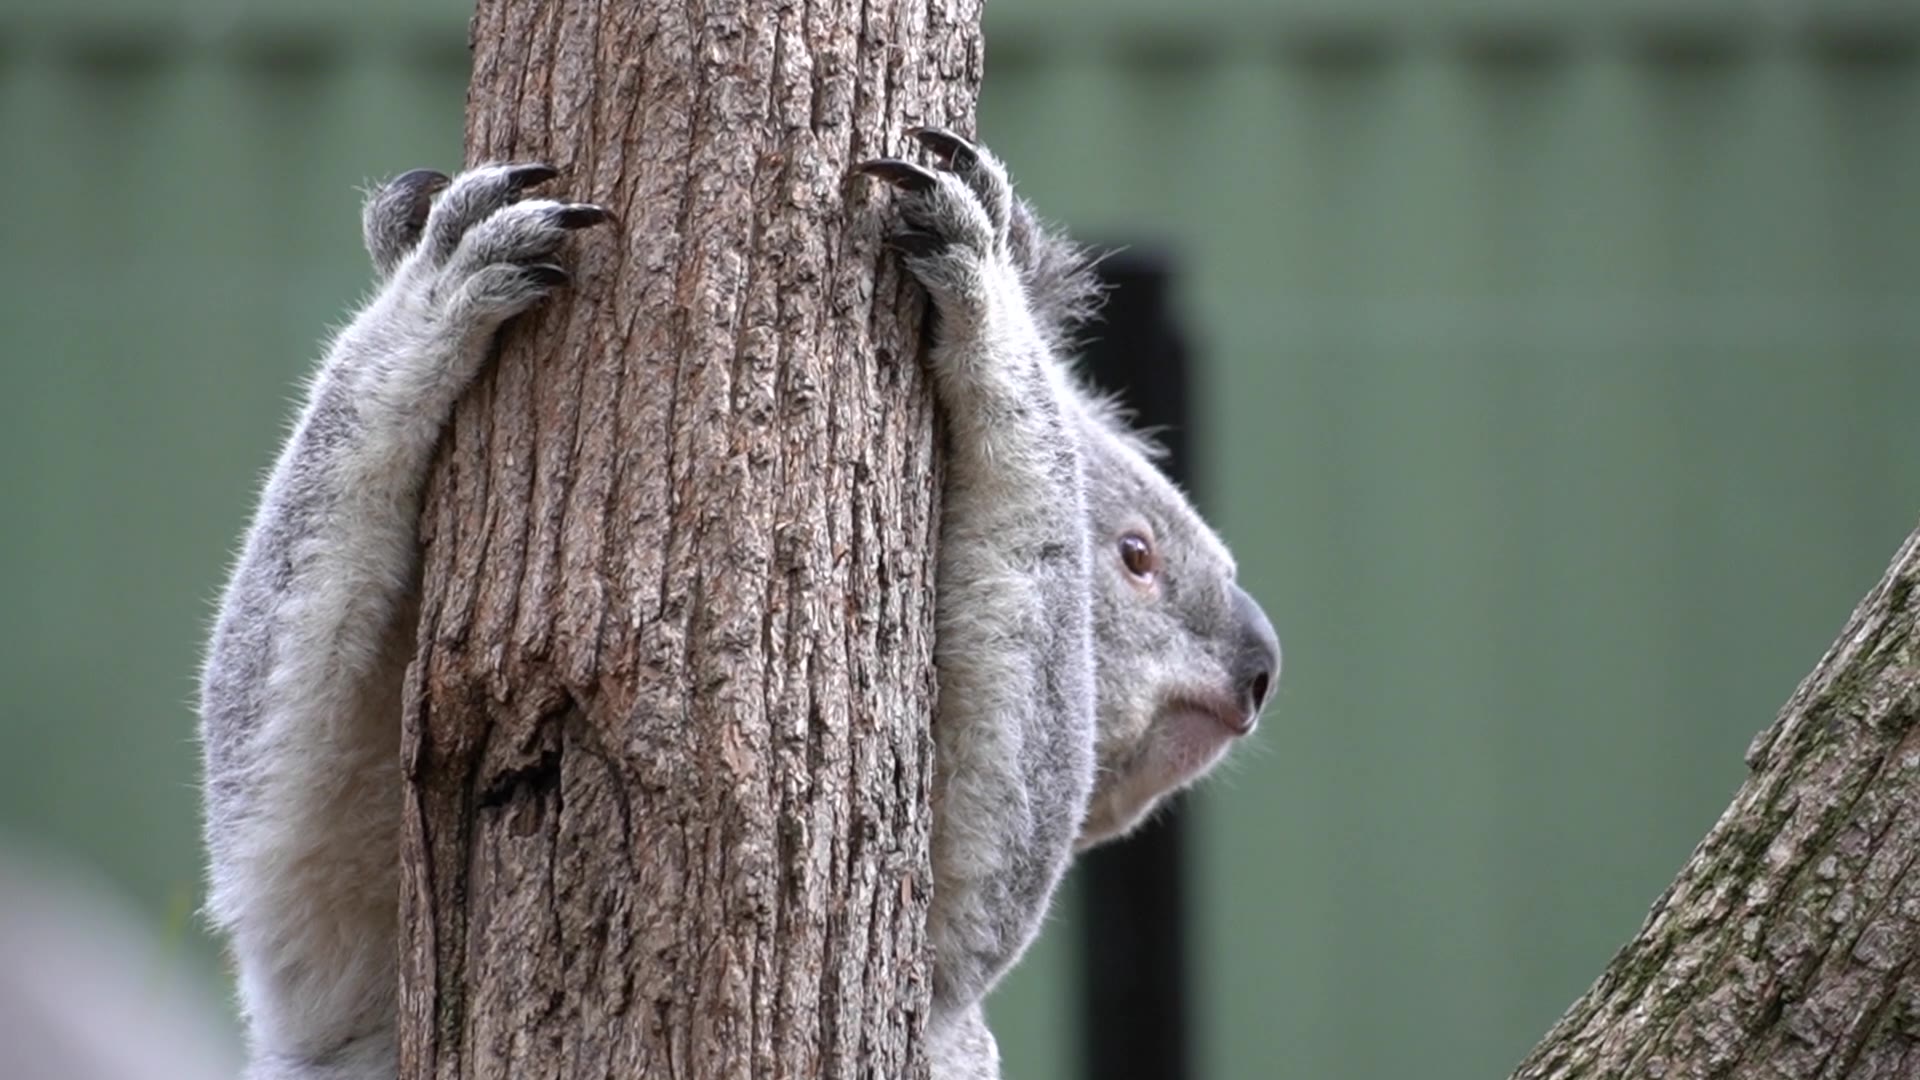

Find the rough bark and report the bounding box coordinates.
[396,2,983,1078]
[1514,527,1920,1079]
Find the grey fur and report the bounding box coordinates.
[928,1004,1002,1080]
[199,137,1278,1080]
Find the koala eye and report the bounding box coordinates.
[1118,532,1156,581]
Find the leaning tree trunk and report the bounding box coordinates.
[1515,527,1920,1079]
[396,2,983,1077]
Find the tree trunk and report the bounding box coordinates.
[1514,527,1920,1079]
[396,2,983,1077]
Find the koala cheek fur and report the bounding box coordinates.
[199,131,1271,1080]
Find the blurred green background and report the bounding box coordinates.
[4,1,1919,1077]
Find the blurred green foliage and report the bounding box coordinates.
[3,2,1918,1076]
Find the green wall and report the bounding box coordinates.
[3,3,1918,1077]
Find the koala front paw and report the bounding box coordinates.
[856,129,1021,317]
[369,163,609,328]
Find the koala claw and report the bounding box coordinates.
[856,157,941,192]
[387,168,451,214]
[523,263,571,288]
[885,227,946,258]
[503,162,560,191]
[908,126,978,168]
[552,203,611,230]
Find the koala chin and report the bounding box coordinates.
[198,129,1277,1080]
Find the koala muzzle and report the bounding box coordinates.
[1228,585,1281,732]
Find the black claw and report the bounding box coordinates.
[885,228,946,258]
[382,169,449,230]
[553,204,610,229]
[524,263,570,287]
[908,127,977,169]
[854,158,940,192]
[390,168,452,195]
[505,163,560,191]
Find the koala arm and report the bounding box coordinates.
[198,165,604,1079]
[859,132,1099,1035]
[928,1003,1002,1080]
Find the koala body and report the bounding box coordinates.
[199,132,1277,1080]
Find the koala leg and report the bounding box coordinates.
[199,164,605,1080]
[858,131,1099,1050]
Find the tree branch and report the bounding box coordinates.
[1514,526,1920,1079]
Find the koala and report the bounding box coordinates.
[198,129,1278,1080]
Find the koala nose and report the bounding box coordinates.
[1229,585,1281,728]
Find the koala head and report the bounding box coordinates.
[1071,397,1281,848]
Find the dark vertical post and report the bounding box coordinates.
[1076,249,1196,1080]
